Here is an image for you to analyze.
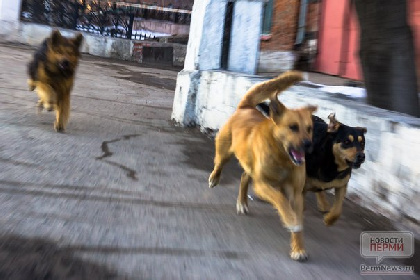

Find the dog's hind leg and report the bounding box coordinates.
[209,128,232,188]
[237,172,251,214]
[315,191,330,213]
[324,186,347,226]
[54,92,70,132]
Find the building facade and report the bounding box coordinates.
[123,0,194,9]
[258,0,420,82]
[316,0,420,81]
[257,0,320,73]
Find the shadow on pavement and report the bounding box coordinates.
[177,133,244,186]
[0,234,125,280]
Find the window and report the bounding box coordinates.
[261,0,274,35]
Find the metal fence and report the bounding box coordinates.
[20,1,190,40]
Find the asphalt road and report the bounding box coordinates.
[0,43,418,280]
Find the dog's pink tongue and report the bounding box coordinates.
[292,150,305,161]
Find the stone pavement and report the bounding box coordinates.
[0,42,417,279]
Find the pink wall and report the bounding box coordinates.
[316,0,348,77]
[341,5,361,80]
[409,0,420,80]
[316,0,420,81]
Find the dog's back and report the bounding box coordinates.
[305,116,335,183]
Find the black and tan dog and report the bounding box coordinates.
[28,30,83,132]
[208,71,317,261]
[257,103,367,226]
[304,113,367,226]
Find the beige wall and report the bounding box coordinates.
[133,19,190,35]
[123,0,193,9]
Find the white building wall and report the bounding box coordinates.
[228,1,263,74]
[0,0,21,21]
[183,0,226,71]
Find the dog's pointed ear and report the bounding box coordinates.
[306,105,318,114]
[269,94,286,121]
[327,113,341,133]
[357,127,367,134]
[50,30,62,47]
[73,33,84,49]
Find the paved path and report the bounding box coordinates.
[0,43,417,280]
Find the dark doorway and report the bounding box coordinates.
[142,47,174,66]
[221,1,234,70]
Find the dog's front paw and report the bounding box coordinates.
[324,213,339,226]
[54,122,65,133]
[236,200,249,215]
[290,250,308,262]
[208,172,220,188]
[28,79,36,91]
[36,101,43,114]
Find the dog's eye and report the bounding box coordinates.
[307,126,312,133]
[289,124,299,132]
[343,139,351,145]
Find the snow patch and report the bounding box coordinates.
[318,86,367,98]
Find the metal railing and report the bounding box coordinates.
[115,2,191,25]
[20,1,190,40]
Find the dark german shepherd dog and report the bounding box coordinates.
[28,30,83,132]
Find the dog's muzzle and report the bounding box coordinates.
[58,59,73,77]
[347,152,365,168]
[353,152,365,168]
[288,140,312,166]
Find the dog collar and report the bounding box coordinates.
[337,168,351,179]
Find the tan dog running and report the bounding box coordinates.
[208,71,317,261]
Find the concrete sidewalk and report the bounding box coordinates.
[0,42,417,279]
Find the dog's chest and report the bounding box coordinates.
[277,169,289,181]
[262,164,292,183]
[305,175,350,191]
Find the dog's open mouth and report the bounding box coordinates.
[288,147,305,166]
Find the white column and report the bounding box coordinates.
[184,0,226,71]
[0,0,22,21]
[174,0,227,126]
[0,0,22,39]
[228,0,264,74]
[173,0,266,127]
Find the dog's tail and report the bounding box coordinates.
[237,71,303,109]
